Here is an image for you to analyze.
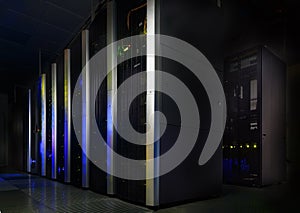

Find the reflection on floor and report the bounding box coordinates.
[0,171,298,213]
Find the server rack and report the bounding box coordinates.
[30,81,40,175]
[56,55,65,182]
[44,67,53,179]
[40,74,47,177]
[115,0,147,204]
[63,49,72,184]
[223,46,286,186]
[70,35,84,187]
[156,0,224,206]
[88,7,108,194]
[113,0,224,206]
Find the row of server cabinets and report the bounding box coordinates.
[24,0,287,207]
[223,46,286,186]
[26,0,225,207]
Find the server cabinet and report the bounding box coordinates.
[156,0,224,205]
[112,0,224,207]
[40,74,47,177]
[45,67,52,179]
[56,55,65,182]
[70,36,84,187]
[223,46,286,186]
[30,81,40,175]
[44,63,58,180]
[69,31,90,188]
[88,7,108,194]
[115,0,147,204]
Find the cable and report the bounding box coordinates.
[127,3,147,30]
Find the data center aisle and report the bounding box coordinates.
[0,171,151,213]
[0,170,298,212]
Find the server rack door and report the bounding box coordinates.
[224,48,262,186]
[31,82,40,174]
[63,49,72,183]
[238,50,261,185]
[40,74,47,177]
[88,7,108,194]
[46,68,53,179]
[70,36,83,187]
[56,55,65,182]
[223,56,241,184]
[36,76,42,176]
[261,47,286,185]
[115,0,147,204]
[158,0,223,205]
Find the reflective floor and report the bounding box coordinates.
[0,170,298,213]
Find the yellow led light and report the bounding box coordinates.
[246,144,250,148]
[230,145,234,149]
[253,144,257,148]
[240,145,243,148]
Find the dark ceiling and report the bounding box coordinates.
[0,0,97,91]
[0,0,299,94]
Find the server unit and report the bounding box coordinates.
[223,46,286,186]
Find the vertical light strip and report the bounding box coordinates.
[64,49,71,183]
[82,30,90,188]
[51,63,57,179]
[146,0,158,207]
[27,89,31,173]
[107,0,117,195]
[41,74,46,176]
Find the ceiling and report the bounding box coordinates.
[0,0,96,84]
[0,0,299,94]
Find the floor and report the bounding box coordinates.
[0,170,298,213]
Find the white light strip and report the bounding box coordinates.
[51,63,57,179]
[64,49,71,183]
[82,29,90,188]
[106,0,116,195]
[27,89,31,173]
[146,0,158,207]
